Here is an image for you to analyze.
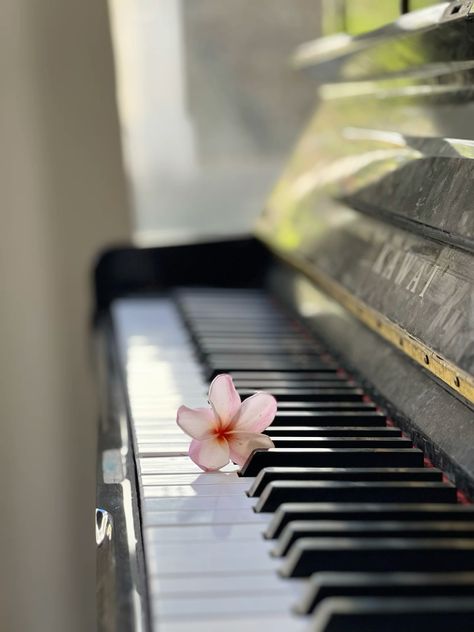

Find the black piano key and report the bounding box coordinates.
[187,302,285,311]
[247,467,443,497]
[179,286,267,294]
[271,411,385,426]
[187,296,276,303]
[233,380,350,389]
[200,347,324,357]
[177,286,266,294]
[183,295,274,301]
[276,402,377,411]
[274,520,474,557]
[209,365,337,378]
[188,310,285,318]
[204,347,326,357]
[255,481,456,513]
[200,338,304,347]
[188,316,282,323]
[192,313,288,320]
[198,340,314,348]
[196,333,319,340]
[229,371,340,381]
[207,356,336,375]
[199,343,323,355]
[265,426,401,437]
[265,503,474,539]
[296,571,474,614]
[186,300,281,309]
[239,448,424,477]
[193,325,298,336]
[190,316,288,324]
[239,388,365,402]
[280,537,474,578]
[309,596,474,632]
[268,437,412,449]
[197,335,314,344]
[189,312,286,320]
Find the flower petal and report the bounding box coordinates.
[208,374,241,427]
[231,392,277,433]
[176,406,216,440]
[188,437,230,471]
[227,431,274,466]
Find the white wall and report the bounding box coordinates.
[0,1,131,630]
[108,0,319,244]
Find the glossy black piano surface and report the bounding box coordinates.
[95,3,474,631]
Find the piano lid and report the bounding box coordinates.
[256,2,474,404]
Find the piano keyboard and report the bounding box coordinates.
[112,289,474,632]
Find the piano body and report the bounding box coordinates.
[96,2,474,630]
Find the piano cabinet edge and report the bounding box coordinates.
[95,317,151,632]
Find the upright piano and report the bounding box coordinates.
[95,2,474,630]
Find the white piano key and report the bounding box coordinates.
[135,430,191,452]
[143,509,269,527]
[153,593,296,619]
[138,456,239,475]
[132,411,202,420]
[154,614,307,632]
[134,429,196,437]
[130,397,206,406]
[132,412,203,420]
[135,427,188,433]
[146,540,277,575]
[136,442,191,451]
[136,435,190,443]
[135,423,192,431]
[144,494,255,512]
[142,483,250,498]
[136,429,189,438]
[144,523,265,543]
[149,572,304,597]
[130,378,200,386]
[140,473,248,486]
[139,447,189,457]
[131,403,205,413]
[135,434,189,441]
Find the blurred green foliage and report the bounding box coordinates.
[322,0,443,35]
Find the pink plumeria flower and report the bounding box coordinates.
[176,374,276,471]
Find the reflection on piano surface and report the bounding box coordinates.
[96,3,474,631]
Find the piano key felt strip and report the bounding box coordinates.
[113,289,474,632]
